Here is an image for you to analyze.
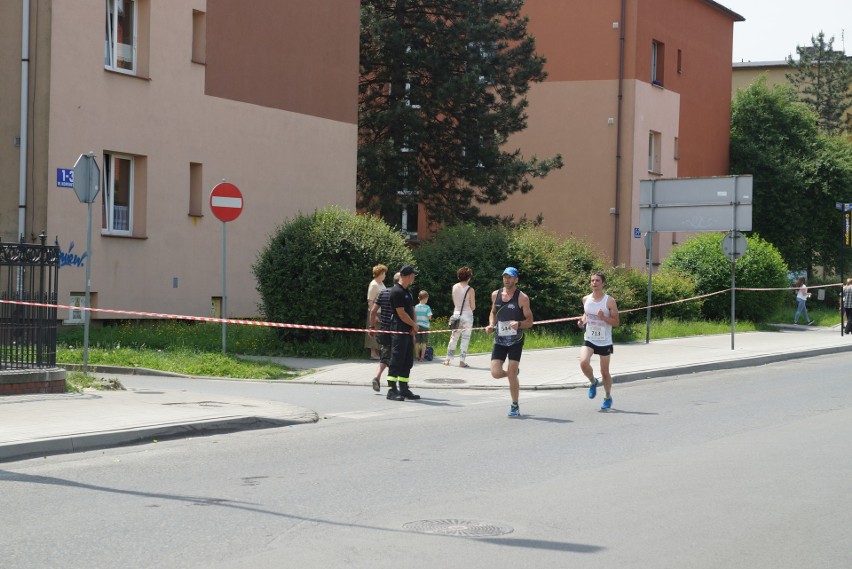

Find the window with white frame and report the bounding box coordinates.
[648,131,662,174]
[102,152,134,234]
[382,164,419,240]
[400,202,420,240]
[105,0,137,73]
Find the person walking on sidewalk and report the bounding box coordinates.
[368,272,400,391]
[365,264,387,359]
[485,267,533,417]
[843,278,852,335]
[793,276,814,326]
[578,271,620,410]
[387,265,421,401]
[444,266,476,368]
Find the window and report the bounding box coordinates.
[189,162,203,217]
[677,49,683,74]
[102,152,134,234]
[192,10,206,64]
[401,204,419,239]
[404,82,420,109]
[385,203,420,241]
[651,40,665,86]
[399,204,419,241]
[648,131,661,174]
[105,0,137,73]
[674,137,680,161]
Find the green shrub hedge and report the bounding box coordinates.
[662,233,788,321]
[414,224,603,325]
[412,224,510,324]
[253,206,414,338]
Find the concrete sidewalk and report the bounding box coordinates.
[284,325,852,390]
[1,326,850,463]
[0,388,318,463]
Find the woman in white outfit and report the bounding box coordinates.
[793,276,814,326]
[444,266,476,367]
[365,264,387,359]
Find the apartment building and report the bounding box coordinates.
[0,0,359,321]
[732,60,852,132]
[486,0,743,268]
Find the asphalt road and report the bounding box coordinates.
[2,354,850,569]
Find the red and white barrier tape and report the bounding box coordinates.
[1,281,844,336]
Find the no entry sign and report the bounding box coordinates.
[209,182,244,222]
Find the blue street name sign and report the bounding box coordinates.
[57,168,74,188]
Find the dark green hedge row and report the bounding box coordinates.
[254,208,789,338]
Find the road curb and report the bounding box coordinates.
[614,343,852,384]
[0,411,319,463]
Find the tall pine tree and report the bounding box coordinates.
[358,0,562,227]
[786,31,852,135]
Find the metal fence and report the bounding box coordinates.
[0,237,60,370]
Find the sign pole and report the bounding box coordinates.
[209,180,244,355]
[835,202,852,336]
[72,151,100,375]
[221,219,227,355]
[84,198,92,372]
[645,234,653,344]
[730,255,736,350]
[731,182,737,351]
[645,181,655,344]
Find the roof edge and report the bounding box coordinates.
[703,0,745,22]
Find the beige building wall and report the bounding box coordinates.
[0,2,22,240]
[3,0,358,320]
[732,60,852,129]
[497,77,680,269]
[732,61,790,95]
[0,0,52,242]
[628,81,681,268]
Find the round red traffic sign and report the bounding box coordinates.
[209,182,243,222]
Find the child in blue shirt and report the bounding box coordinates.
[414,290,433,361]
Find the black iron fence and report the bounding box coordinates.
[0,237,60,370]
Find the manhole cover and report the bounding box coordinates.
[424,378,466,385]
[403,519,513,537]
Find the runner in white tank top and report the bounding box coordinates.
[583,294,613,346]
[577,272,620,410]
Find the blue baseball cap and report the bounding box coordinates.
[502,267,519,277]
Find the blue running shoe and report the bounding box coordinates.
[588,378,599,399]
[508,404,520,417]
[601,396,612,410]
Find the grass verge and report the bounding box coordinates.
[56,303,844,377]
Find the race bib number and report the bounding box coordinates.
[586,320,605,340]
[497,320,518,337]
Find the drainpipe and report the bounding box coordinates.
[18,0,30,243]
[612,0,626,266]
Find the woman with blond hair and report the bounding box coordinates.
[365,264,387,359]
[444,266,476,367]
